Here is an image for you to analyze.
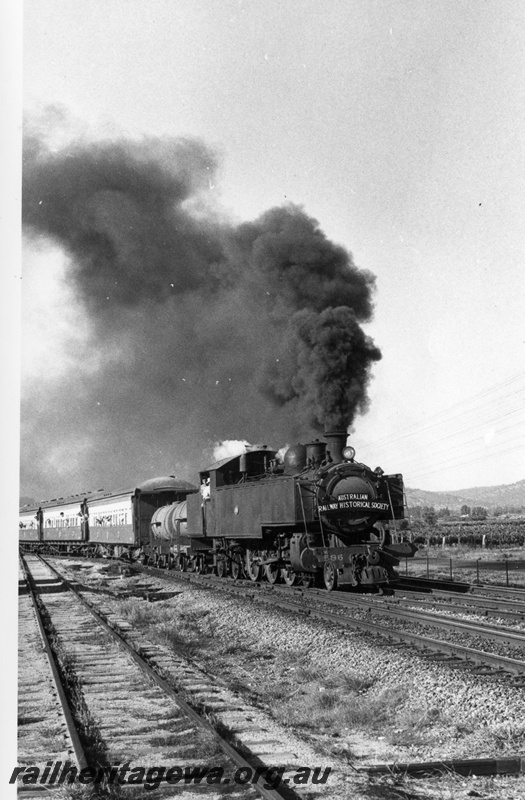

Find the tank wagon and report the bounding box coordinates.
[18,477,197,563]
[155,431,417,591]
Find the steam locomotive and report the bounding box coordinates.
[19,431,417,591]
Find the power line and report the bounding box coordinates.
[364,387,525,454]
[372,411,525,472]
[361,371,525,450]
[406,439,525,483]
[392,406,523,463]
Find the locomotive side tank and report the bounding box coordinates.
[183,432,416,590]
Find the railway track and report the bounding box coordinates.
[388,588,525,619]
[305,590,525,653]
[399,574,525,601]
[397,576,471,593]
[40,556,525,674]
[386,577,525,625]
[28,554,525,785]
[471,583,525,602]
[19,553,329,799]
[17,559,87,781]
[136,566,525,681]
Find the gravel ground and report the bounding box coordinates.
[168,587,525,759]
[310,601,525,662]
[265,589,525,662]
[344,593,525,632]
[52,560,525,799]
[401,602,525,630]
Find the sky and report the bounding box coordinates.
[14,0,525,495]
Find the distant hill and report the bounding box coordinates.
[19,482,525,513]
[406,479,525,510]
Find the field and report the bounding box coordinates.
[406,523,525,587]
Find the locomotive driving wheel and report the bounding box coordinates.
[231,556,243,580]
[216,555,228,578]
[323,561,338,591]
[245,550,262,582]
[265,563,280,584]
[281,567,297,586]
[186,556,196,573]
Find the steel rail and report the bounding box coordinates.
[40,557,525,783]
[382,592,525,622]
[35,555,304,800]
[396,585,525,606]
[306,592,525,650]
[245,580,525,648]
[143,565,525,652]
[399,576,525,600]
[397,576,471,593]
[19,555,89,773]
[157,565,525,618]
[42,558,525,675]
[471,583,525,600]
[150,567,525,677]
[237,589,525,676]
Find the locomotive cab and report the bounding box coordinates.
[186,445,278,539]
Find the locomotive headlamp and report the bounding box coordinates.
[342,446,355,461]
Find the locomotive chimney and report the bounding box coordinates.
[324,430,348,464]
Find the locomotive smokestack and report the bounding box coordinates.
[324,430,348,464]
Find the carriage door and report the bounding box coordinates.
[135,494,158,546]
[80,499,89,542]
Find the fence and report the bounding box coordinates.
[404,554,525,586]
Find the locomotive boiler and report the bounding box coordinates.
[158,431,417,590]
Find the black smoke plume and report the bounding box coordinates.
[22,128,381,498]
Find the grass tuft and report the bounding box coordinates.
[489,722,525,752]
[118,596,217,658]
